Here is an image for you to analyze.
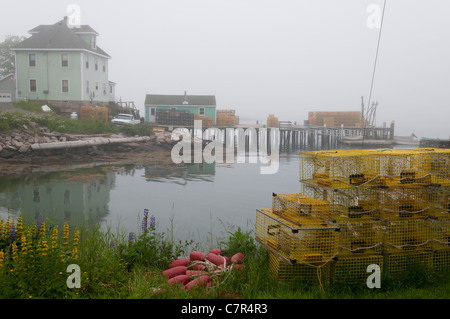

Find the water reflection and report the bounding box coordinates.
[142,162,216,184]
[0,169,115,229]
[0,161,217,231]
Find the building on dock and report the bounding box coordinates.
[144,92,216,126]
[307,111,363,127]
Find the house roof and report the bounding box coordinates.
[12,19,110,58]
[145,94,216,106]
[0,74,13,84]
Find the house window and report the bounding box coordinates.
[199,108,205,115]
[103,83,107,95]
[94,57,98,71]
[29,53,36,67]
[92,36,97,49]
[102,60,106,72]
[62,80,69,93]
[95,82,99,90]
[86,80,89,94]
[29,79,37,92]
[170,107,177,111]
[85,55,89,68]
[61,53,69,67]
[151,108,155,116]
[110,85,113,93]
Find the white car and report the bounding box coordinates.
[111,113,140,125]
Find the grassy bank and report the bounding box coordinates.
[0,214,449,300]
[0,110,153,137]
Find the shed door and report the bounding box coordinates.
[0,93,11,102]
[149,107,156,122]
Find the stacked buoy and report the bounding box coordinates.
[162,249,245,290]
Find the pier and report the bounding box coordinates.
[160,120,395,150]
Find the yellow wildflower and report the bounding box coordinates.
[16,216,24,241]
[51,227,58,250]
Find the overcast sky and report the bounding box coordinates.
[1,0,449,138]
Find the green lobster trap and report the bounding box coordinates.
[255,208,340,264]
[330,254,384,283]
[383,250,433,277]
[430,248,450,272]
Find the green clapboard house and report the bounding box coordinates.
[144,92,216,125]
[11,17,116,114]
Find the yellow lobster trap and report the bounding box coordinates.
[267,251,332,284]
[428,217,450,250]
[378,185,437,219]
[419,148,450,186]
[334,218,385,255]
[272,193,331,222]
[301,183,383,219]
[255,208,340,264]
[299,149,388,189]
[299,148,447,189]
[382,219,433,253]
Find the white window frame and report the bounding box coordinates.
[86,80,90,94]
[29,53,36,67]
[102,60,106,72]
[61,79,69,93]
[61,53,69,67]
[199,107,205,115]
[29,79,37,93]
[94,57,98,71]
[85,55,89,69]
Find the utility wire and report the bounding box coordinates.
[363,0,387,146]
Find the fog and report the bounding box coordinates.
[1,0,449,139]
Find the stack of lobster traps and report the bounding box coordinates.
[256,148,450,284]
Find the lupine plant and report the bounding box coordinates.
[0,215,81,298]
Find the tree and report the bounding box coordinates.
[0,35,25,78]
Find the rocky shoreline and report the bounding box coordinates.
[0,122,182,174]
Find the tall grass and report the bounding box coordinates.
[0,214,449,299]
[0,111,153,136]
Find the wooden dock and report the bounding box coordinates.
[419,138,450,148]
[158,121,395,150]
